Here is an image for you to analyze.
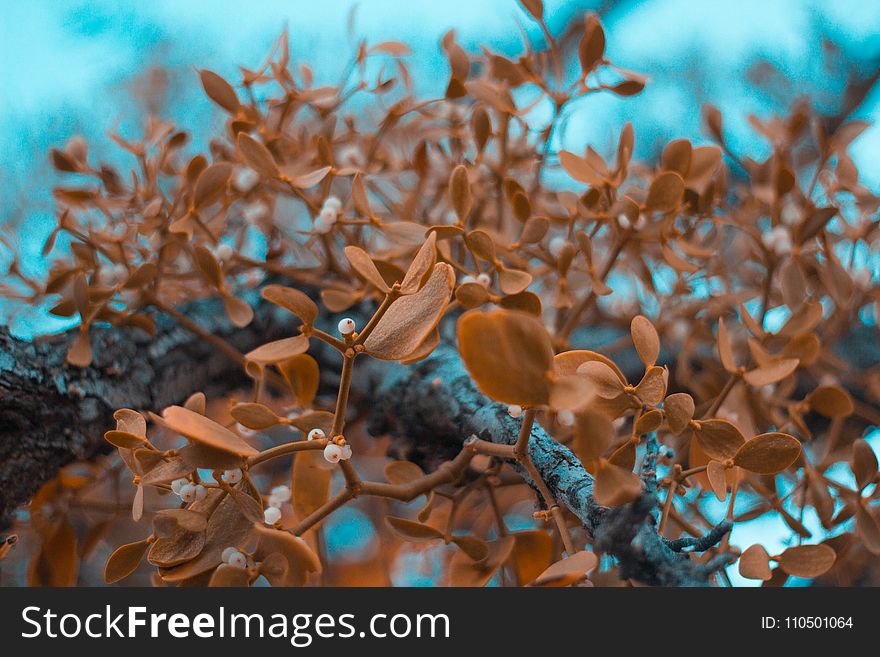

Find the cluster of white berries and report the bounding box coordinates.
[315,196,342,234]
[221,547,248,569]
[761,226,793,254]
[171,478,207,504]
[618,214,646,231]
[262,484,292,526]
[460,273,491,287]
[338,317,356,336]
[324,442,353,464]
[267,485,291,509]
[221,468,243,484]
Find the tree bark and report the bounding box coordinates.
[0,289,289,521]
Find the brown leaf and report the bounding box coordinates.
[733,432,801,474]
[385,516,444,541]
[104,538,152,584]
[231,403,280,430]
[578,14,605,75]
[254,524,322,586]
[277,354,320,409]
[104,430,147,450]
[777,544,835,578]
[223,295,253,328]
[199,69,241,113]
[237,132,279,178]
[576,361,625,399]
[365,263,454,360]
[448,537,515,586]
[457,308,554,405]
[631,315,660,367]
[511,530,554,583]
[450,536,490,561]
[400,231,437,294]
[694,419,746,461]
[716,317,738,372]
[664,393,694,435]
[344,245,391,293]
[293,450,331,523]
[572,411,614,467]
[245,335,310,364]
[449,165,472,222]
[498,268,532,295]
[634,366,667,406]
[261,284,318,325]
[530,550,598,587]
[851,439,878,490]
[644,171,684,212]
[706,461,728,501]
[162,405,258,459]
[743,358,799,387]
[807,385,854,418]
[739,544,772,580]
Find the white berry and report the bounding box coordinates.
[314,212,335,234]
[227,550,247,569]
[222,468,242,484]
[221,546,247,568]
[215,243,234,261]
[270,485,291,502]
[476,272,491,287]
[507,404,523,419]
[338,318,356,335]
[171,478,187,495]
[557,409,575,427]
[263,506,282,525]
[179,483,196,503]
[308,428,325,441]
[323,443,344,463]
[340,444,353,461]
[323,196,342,211]
[193,484,207,502]
[459,275,477,285]
[234,167,260,193]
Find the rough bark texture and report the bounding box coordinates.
[0,289,290,521]
[367,342,733,586]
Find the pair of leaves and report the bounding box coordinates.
[161,405,258,469]
[740,543,835,580]
[694,421,801,474]
[458,309,592,410]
